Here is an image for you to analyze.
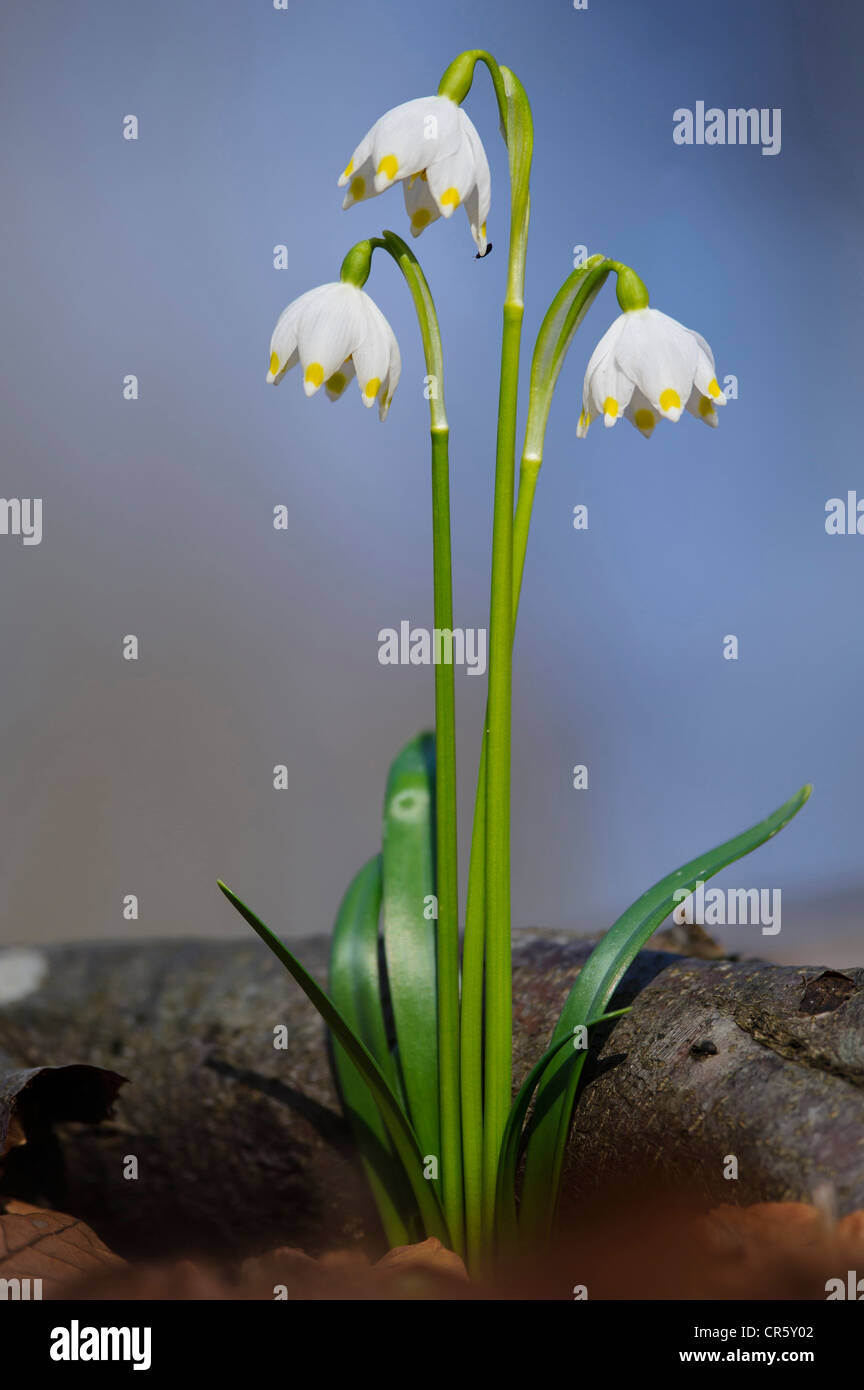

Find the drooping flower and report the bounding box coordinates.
[267,282,401,420]
[576,308,726,439]
[338,95,491,255]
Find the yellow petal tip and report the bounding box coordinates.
[304,362,325,394]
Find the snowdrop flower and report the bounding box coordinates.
[338,95,491,255]
[576,307,726,440]
[267,282,401,421]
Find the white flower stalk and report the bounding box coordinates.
[267,282,401,421]
[338,95,491,255]
[576,307,726,440]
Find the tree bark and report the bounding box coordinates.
[1,932,862,1259]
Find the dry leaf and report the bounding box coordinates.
[0,1200,125,1296]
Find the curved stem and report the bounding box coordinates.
[371,232,463,1255]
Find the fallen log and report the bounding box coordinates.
[0,932,862,1260]
[512,934,864,1230]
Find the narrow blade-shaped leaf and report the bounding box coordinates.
[519,784,812,1241]
[381,734,440,1169]
[499,64,532,232]
[329,854,418,1247]
[494,1009,630,1248]
[330,854,397,1086]
[217,880,449,1244]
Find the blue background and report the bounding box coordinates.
[1,0,862,962]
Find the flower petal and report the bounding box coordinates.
[378,317,401,420]
[690,333,726,405]
[296,283,365,396]
[426,125,478,220]
[587,352,635,427]
[616,308,698,420]
[582,314,628,390]
[352,294,392,408]
[341,155,377,209]
[325,357,357,401]
[685,385,719,428]
[580,315,629,423]
[403,170,441,238]
[458,110,491,253]
[623,386,660,438]
[268,287,323,383]
[338,127,374,188]
[370,95,461,192]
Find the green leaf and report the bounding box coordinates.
[522,256,613,463]
[329,854,419,1247]
[494,1008,631,1249]
[217,879,450,1245]
[330,855,396,1084]
[380,734,440,1169]
[498,64,532,233]
[519,784,813,1242]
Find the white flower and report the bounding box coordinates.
[267,282,401,421]
[338,95,491,255]
[576,308,726,439]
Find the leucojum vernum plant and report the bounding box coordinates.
[218,49,811,1274]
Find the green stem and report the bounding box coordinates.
[462,459,534,1269]
[482,87,533,1243]
[482,295,522,1235]
[465,258,614,1260]
[512,459,540,609]
[442,53,533,1258]
[460,742,486,1267]
[370,231,463,1255]
[430,423,462,1254]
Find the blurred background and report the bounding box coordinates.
[0,0,861,965]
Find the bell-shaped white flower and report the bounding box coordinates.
[338,95,491,255]
[267,282,401,421]
[576,308,726,439]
